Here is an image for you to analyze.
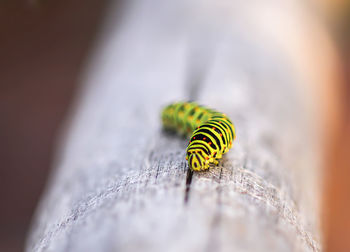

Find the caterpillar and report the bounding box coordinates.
[161,101,236,171]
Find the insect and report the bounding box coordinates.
[161,101,236,171]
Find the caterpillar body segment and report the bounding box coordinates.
[161,101,236,171]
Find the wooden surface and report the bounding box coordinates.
[27,1,324,251]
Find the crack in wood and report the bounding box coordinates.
[155,163,161,180]
[184,168,193,204]
[205,167,223,252]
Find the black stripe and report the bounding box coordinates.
[178,103,185,111]
[188,106,196,116]
[187,144,210,155]
[194,128,220,150]
[173,103,181,126]
[219,119,234,140]
[196,111,204,120]
[193,154,199,169]
[211,118,234,142]
[190,133,209,143]
[187,141,211,155]
[205,121,227,145]
[184,106,196,131]
[189,154,193,166]
[206,119,230,143]
[187,145,210,156]
[196,154,203,168]
[212,115,229,121]
[193,129,221,151]
[197,151,205,161]
[176,103,186,128]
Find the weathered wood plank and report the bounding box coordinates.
[27,0,322,251]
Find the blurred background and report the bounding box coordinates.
[0,0,349,251]
[0,1,110,251]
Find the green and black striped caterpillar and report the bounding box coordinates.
[161,101,236,171]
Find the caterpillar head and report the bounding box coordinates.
[186,151,210,171]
